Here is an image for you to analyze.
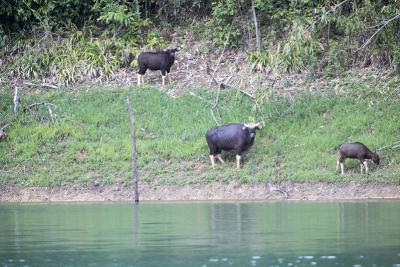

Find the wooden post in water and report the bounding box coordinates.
[127,97,139,203]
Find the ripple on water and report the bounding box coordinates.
[252,256,261,260]
[393,264,400,267]
[209,258,219,262]
[321,255,337,259]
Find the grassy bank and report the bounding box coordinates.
[0,79,399,187]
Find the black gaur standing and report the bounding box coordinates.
[137,48,178,86]
[205,123,262,169]
[336,142,380,175]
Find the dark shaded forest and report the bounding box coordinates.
[0,0,399,86]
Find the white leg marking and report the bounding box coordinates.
[209,155,215,167]
[336,160,340,172]
[137,74,141,85]
[364,161,368,174]
[141,75,144,84]
[162,75,166,86]
[340,163,344,175]
[217,154,225,164]
[360,163,364,174]
[168,73,172,83]
[236,155,241,169]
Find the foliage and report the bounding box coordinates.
[93,0,150,42]
[0,0,399,84]
[1,77,400,186]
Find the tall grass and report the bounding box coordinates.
[0,84,399,187]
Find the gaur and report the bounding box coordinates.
[137,48,178,86]
[205,123,262,169]
[336,142,380,175]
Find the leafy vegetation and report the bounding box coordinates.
[1,75,399,186]
[0,0,399,86]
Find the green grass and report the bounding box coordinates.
[1,82,399,187]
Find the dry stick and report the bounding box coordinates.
[210,109,220,125]
[13,86,20,114]
[359,14,400,50]
[127,97,139,203]
[213,31,231,77]
[309,0,351,29]
[23,81,58,89]
[251,1,261,51]
[377,140,400,151]
[266,157,290,199]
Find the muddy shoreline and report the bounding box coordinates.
[1,182,399,202]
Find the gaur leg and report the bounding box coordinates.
[161,70,167,86]
[138,67,146,85]
[209,155,216,167]
[235,154,241,169]
[208,145,218,167]
[167,70,172,84]
[359,161,364,174]
[338,156,345,175]
[363,161,368,174]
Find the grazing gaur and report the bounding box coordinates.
[205,123,262,169]
[336,142,380,175]
[137,48,178,86]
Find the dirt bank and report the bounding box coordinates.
[1,182,399,202]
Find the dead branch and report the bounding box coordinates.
[210,109,220,125]
[377,140,400,151]
[189,91,214,106]
[25,102,57,122]
[213,31,231,76]
[23,81,58,89]
[206,62,225,88]
[359,14,400,50]
[309,0,351,29]
[13,86,20,114]
[266,182,290,199]
[239,89,256,99]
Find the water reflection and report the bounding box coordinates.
[0,201,399,267]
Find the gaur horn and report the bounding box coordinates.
[244,122,261,129]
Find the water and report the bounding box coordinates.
[0,201,399,267]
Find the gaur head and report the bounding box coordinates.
[165,48,179,57]
[372,152,380,165]
[242,122,262,139]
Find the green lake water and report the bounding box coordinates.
[0,201,399,267]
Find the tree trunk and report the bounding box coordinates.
[251,1,261,51]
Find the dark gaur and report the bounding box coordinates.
[137,48,178,86]
[205,123,262,169]
[336,142,380,175]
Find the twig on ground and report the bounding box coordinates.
[25,102,58,122]
[239,89,255,99]
[266,182,290,199]
[189,91,214,106]
[23,81,58,89]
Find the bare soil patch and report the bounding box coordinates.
[1,182,399,202]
